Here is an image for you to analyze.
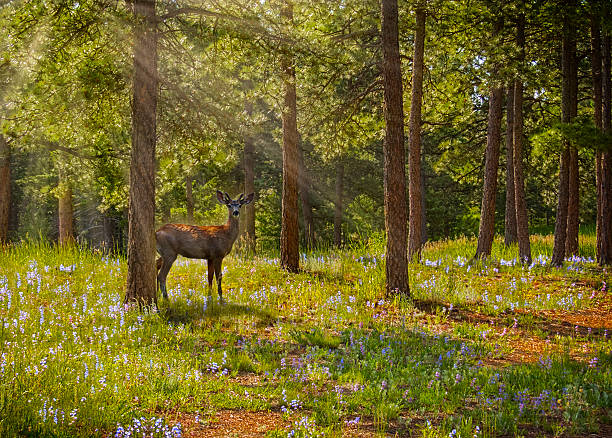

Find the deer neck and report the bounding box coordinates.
[225,212,240,242]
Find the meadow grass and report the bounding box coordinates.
[0,234,610,437]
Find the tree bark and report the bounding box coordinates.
[58,178,75,245]
[381,0,409,296]
[298,139,315,250]
[334,159,344,248]
[552,5,574,267]
[243,104,256,252]
[592,12,604,261]
[599,30,612,265]
[420,163,427,245]
[552,148,571,267]
[408,5,426,261]
[102,211,117,253]
[566,144,579,255]
[125,0,159,308]
[513,15,531,264]
[566,6,579,256]
[185,174,194,223]
[475,88,503,259]
[597,150,603,257]
[504,86,517,246]
[280,0,299,272]
[0,135,10,244]
[475,18,503,260]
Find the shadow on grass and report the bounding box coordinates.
[299,268,357,285]
[159,296,277,327]
[412,297,452,313]
[506,311,610,337]
[413,298,609,338]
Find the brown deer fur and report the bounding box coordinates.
[156,191,254,301]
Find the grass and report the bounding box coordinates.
[0,234,610,437]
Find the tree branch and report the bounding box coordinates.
[39,139,97,160]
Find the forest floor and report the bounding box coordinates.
[0,234,610,437]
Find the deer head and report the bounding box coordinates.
[216,190,254,218]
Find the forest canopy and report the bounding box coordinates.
[0,0,609,251]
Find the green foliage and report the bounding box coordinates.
[531,115,612,154]
[1,0,602,246]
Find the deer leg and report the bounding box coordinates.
[207,259,215,294]
[213,258,224,302]
[157,254,176,300]
[156,257,164,293]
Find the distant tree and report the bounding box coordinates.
[552,153,570,266]
[504,86,517,246]
[475,17,503,260]
[599,28,612,265]
[420,163,427,244]
[566,0,579,256]
[513,14,531,264]
[124,0,159,307]
[57,174,75,245]
[280,0,299,272]
[185,175,194,223]
[591,11,603,258]
[408,3,426,261]
[298,140,314,250]
[243,102,256,252]
[381,0,409,296]
[0,135,9,244]
[565,144,579,255]
[102,211,119,254]
[334,158,344,248]
[552,2,575,266]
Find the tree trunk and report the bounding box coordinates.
[592,12,604,260]
[553,148,571,266]
[58,179,75,245]
[475,88,503,258]
[102,212,116,253]
[0,135,10,244]
[334,159,344,248]
[513,15,532,264]
[420,163,427,245]
[475,18,503,260]
[381,0,409,296]
[566,145,579,255]
[599,30,612,265]
[280,0,299,272]
[298,140,315,250]
[243,104,256,252]
[185,175,194,223]
[597,151,603,258]
[504,86,518,246]
[408,4,426,261]
[125,0,159,308]
[566,7,579,256]
[552,5,574,267]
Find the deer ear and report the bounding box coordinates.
[216,190,226,204]
[224,192,231,203]
[243,193,254,205]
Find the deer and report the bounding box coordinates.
[155,190,254,302]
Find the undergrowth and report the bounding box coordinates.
[0,234,610,437]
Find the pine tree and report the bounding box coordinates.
[381,0,409,296]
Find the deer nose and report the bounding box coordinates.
[232,211,239,216]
